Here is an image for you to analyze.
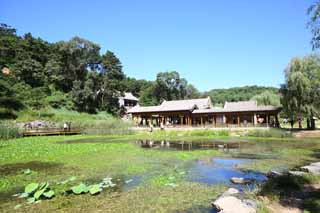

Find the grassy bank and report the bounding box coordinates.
[11,108,133,136]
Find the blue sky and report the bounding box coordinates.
[0,0,313,91]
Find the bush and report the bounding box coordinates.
[247,129,292,138]
[0,122,22,139]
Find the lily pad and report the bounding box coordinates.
[43,190,55,198]
[25,183,39,194]
[34,188,46,200]
[39,182,49,190]
[89,184,102,195]
[71,183,88,195]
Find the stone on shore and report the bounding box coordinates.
[222,188,239,196]
[266,170,282,178]
[301,164,320,175]
[288,171,308,176]
[230,177,253,184]
[211,196,256,213]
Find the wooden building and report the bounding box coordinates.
[128,97,281,128]
[119,92,139,110]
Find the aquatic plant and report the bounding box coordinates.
[19,182,55,204]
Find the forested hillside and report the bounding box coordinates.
[203,86,280,106]
[0,23,281,120]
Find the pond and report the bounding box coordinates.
[135,139,249,151]
[4,136,316,212]
[135,139,267,188]
[187,158,267,189]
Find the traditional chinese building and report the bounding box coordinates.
[119,92,139,110]
[128,97,281,127]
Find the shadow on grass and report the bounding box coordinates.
[260,174,320,212]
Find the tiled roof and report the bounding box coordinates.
[224,101,258,111]
[121,92,138,101]
[128,98,281,114]
[128,97,211,113]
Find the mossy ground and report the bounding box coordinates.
[0,133,320,212]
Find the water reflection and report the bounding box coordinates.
[188,158,267,188]
[135,139,248,151]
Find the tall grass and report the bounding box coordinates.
[247,128,292,138]
[0,122,22,139]
[146,129,230,139]
[16,107,133,135]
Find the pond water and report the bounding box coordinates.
[135,139,249,151]
[135,140,268,189]
[187,158,267,189]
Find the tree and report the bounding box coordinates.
[56,37,101,91]
[100,51,125,114]
[153,71,188,103]
[308,1,320,49]
[281,55,320,129]
[251,91,280,106]
[13,58,45,87]
[0,72,23,118]
[185,84,200,99]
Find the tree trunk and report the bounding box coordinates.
[311,117,316,130]
[307,118,311,129]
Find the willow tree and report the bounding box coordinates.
[281,55,320,129]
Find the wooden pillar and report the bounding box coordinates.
[266,114,269,127]
[253,113,257,126]
[237,114,240,127]
[214,115,216,127]
[180,116,184,126]
[200,116,203,126]
[275,113,279,128]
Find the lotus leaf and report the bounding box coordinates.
[43,190,55,198]
[39,182,49,190]
[34,188,46,200]
[89,184,102,195]
[71,183,88,195]
[25,183,39,194]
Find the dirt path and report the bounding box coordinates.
[294,130,320,138]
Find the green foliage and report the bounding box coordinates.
[71,183,89,194]
[89,184,102,195]
[308,1,320,49]
[251,90,281,106]
[281,55,320,129]
[203,86,279,105]
[247,129,292,138]
[25,183,39,194]
[0,121,22,139]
